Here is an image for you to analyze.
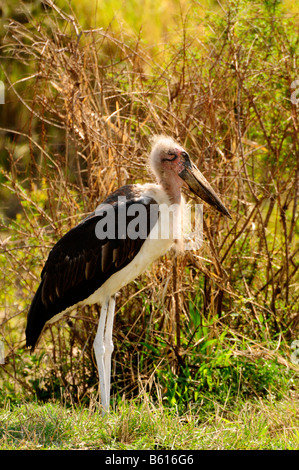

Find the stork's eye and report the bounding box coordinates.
[162,151,178,162]
[181,151,189,159]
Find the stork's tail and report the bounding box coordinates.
[25,283,48,352]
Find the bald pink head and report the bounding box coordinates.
[149,136,188,202]
[149,135,231,217]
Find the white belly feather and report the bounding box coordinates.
[84,183,182,306]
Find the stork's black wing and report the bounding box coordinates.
[26,185,159,350]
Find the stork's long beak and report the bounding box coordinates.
[179,158,232,218]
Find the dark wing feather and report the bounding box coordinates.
[26,185,159,350]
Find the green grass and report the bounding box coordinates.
[1,396,298,450]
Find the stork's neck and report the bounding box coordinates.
[159,173,183,205]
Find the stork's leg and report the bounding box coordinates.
[104,295,116,410]
[93,298,109,415]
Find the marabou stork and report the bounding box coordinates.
[26,135,231,414]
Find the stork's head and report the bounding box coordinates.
[149,135,231,218]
